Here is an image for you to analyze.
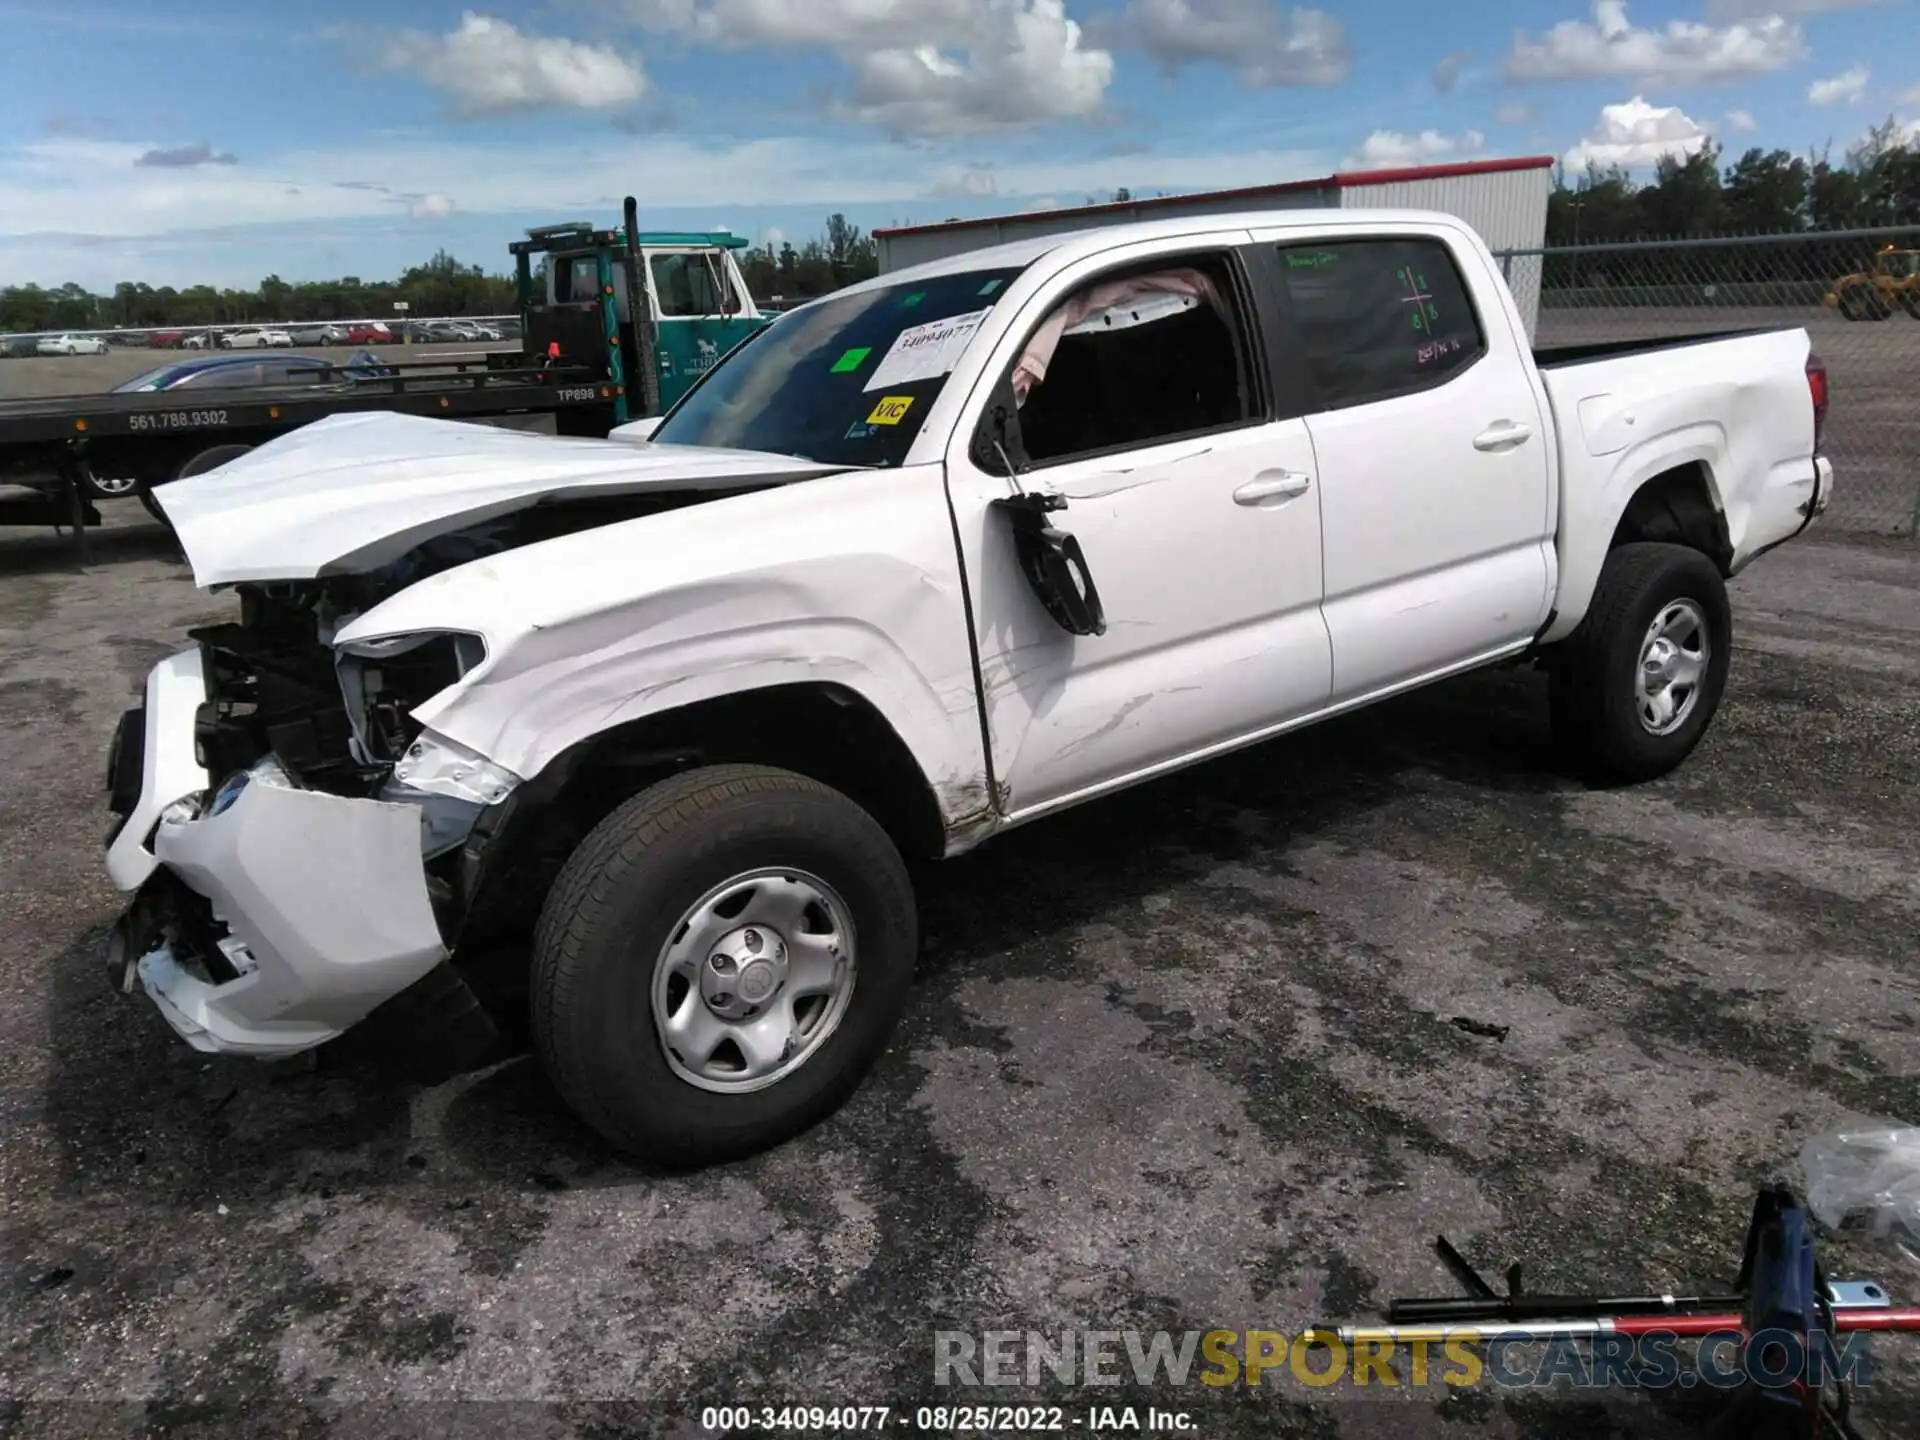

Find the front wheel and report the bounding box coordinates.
[1548,542,1733,783]
[530,764,918,1166]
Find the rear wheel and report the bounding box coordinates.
[1549,542,1732,783]
[81,469,141,500]
[530,764,918,1166]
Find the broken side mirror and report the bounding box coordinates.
[992,491,1108,637]
[974,380,1107,638]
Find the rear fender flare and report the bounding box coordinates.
[1543,430,1727,644]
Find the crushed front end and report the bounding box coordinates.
[103,579,514,1075]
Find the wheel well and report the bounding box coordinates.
[449,683,948,961]
[1609,464,1732,574]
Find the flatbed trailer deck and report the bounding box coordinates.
[0,356,624,561]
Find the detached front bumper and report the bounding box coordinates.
[105,647,450,1058]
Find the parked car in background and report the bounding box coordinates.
[181,332,212,349]
[220,327,293,350]
[287,323,350,346]
[71,351,393,501]
[2,336,39,358]
[345,321,394,344]
[35,333,110,356]
[111,351,387,394]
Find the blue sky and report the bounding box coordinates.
[0,0,1912,289]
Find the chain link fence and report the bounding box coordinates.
[1495,227,1920,538]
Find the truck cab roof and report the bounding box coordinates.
[849,206,1464,295]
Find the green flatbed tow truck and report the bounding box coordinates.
[1,196,774,558]
[508,196,773,425]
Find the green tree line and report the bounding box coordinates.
[2,217,884,334]
[1541,122,1918,286]
[735,214,880,303]
[1,249,518,334]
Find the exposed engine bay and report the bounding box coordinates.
[185,488,764,798]
[107,484,774,1044]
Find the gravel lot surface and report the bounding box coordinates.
[4,506,1918,1439]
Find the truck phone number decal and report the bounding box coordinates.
[127,409,229,432]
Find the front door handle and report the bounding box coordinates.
[1234,470,1312,506]
[1473,420,1533,452]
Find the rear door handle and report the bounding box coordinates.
[1473,420,1533,452]
[1234,470,1312,506]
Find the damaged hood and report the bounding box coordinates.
[156,410,850,586]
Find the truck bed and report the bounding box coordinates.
[1531,325,1793,370]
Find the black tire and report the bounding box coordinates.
[141,442,254,529]
[1548,542,1732,784]
[530,763,918,1166]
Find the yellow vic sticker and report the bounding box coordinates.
[868,395,914,425]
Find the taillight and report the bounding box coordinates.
[1806,352,1829,451]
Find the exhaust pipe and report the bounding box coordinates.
[623,195,662,418]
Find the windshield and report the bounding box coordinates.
[1886,252,1918,278]
[652,265,1026,467]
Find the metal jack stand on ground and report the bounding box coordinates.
[1321,1184,1920,1439]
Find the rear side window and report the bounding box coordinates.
[1274,237,1485,410]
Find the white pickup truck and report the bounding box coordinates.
[103,208,1833,1164]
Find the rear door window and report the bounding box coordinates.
[1273,237,1486,410]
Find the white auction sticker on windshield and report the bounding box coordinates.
[863,308,992,393]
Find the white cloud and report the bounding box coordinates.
[1506,1,1804,84]
[1432,50,1471,92]
[837,1,1114,136]
[1724,108,1757,132]
[136,143,238,168]
[931,162,1000,197]
[1563,95,1712,169]
[1808,65,1869,104]
[630,0,979,50]
[1495,101,1534,124]
[376,12,648,116]
[636,0,1113,135]
[1703,0,1870,17]
[1090,0,1351,87]
[0,129,1334,279]
[1899,83,1920,106]
[1343,128,1488,170]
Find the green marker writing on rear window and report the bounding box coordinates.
[901,292,925,307]
[830,347,871,373]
